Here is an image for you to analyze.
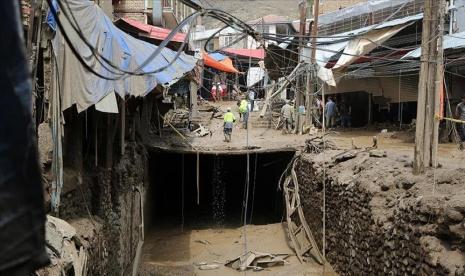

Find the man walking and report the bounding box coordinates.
[248,89,256,112]
[239,98,249,129]
[455,94,465,149]
[325,97,337,129]
[281,100,294,134]
[223,107,236,142]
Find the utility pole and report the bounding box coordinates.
[306,0,320,127]
[296,0,307,134]
[413,0,446,174]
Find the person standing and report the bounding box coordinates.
[281,100,294,134]
[455,94,465,148]
[216,82,223,101]
[223,107,236,142]
[248,89,256,112]
[325,97,337,129]
[339,99,352,128]
[239,98,249,129]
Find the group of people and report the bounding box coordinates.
[317,96,352,129]
[222,91,255,142]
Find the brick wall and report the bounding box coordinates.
[114,0,147,22]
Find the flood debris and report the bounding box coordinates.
[192,124,211,137]
[37,216,88,276]
[304,136,337,154]
[197,263,220,270]
[282,159,325,265]
[225,251,290,271]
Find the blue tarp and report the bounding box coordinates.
[52,0,196,112]
[209,52,227,62]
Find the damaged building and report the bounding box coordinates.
[5,0,465,275]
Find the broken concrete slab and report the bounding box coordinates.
[45,215,77,257]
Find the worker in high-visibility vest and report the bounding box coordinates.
[239,98,249,129]
[223,107,236,142]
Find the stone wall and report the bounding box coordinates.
[297,151,465,275]
[94,142,148,275]
[53,142,148,275]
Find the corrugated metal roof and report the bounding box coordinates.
[318,13,423,44]
[222,48,265,59]
[115,18,187,43]
[403,31,465,59]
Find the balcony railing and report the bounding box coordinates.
[163,0,173,9]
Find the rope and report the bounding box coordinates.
[249,153,258,224]
[321,82,327,275]
[435,114,465,124]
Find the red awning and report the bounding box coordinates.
[203,53,239,74]
[222,48,265,59]
[115,18,186,43]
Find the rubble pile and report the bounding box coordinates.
[37,216,102,276]
[297,151,465,275]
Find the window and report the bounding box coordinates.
[224,36,234,47]
[206,40,214,51]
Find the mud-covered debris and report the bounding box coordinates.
[333,150,357,163]
[225,251,290,271]
[369,150,387,158]
[380,183,390,192]
[198,264,220,270]
[46,215,77,257]
[195,239,211,245]
[446,209,464,223]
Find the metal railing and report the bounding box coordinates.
[163,0,173,9]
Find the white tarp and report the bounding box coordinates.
[51,0,196,112]
[317,67,337,87]
[333,24,410,69]
[247,67,267,87]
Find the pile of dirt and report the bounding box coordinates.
[297,150,465,275]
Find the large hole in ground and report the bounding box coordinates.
[146,150,295,230]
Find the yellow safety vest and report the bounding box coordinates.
[224,112,236,123]
[239,100,248,114]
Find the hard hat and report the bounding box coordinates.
[227,107,231,111]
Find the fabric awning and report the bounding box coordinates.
[50,0,196,112]
[203,53,239,73]
[222,48,265,59]
[114,17,187,43]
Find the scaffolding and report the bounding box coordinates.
[318,0,424,36]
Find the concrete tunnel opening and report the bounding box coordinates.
[145,150,296,230]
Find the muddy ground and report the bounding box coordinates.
[138,223,336,276]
